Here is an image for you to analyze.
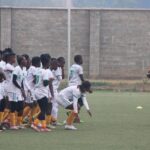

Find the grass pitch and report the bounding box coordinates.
[0,91,150,150]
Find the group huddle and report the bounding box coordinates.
[0,48,92,132]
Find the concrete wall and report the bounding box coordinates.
[99,10,150,79]
[1,8,150,79]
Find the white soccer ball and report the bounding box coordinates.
[136,106,143,109]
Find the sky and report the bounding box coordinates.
[73,0,150,8]
[0,0,150,8]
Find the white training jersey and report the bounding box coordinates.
[24,66,36,91]
[11,66,27,94]
[59,86,81,113]
[58,86,90,112]
[0,60,6,70]
[34,68,50,99]
[47,68,54,98]
[0,82,5,100]
[47,68,54,80]
[69,64,83,86]
[4,63,15,88]
[52,67,62,93]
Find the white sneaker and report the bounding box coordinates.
[65,125,77,130]
[40,128,51,132]
[31,124,40,132]
[51,122,63,126]
[47,124,56,129]
[18,124,26,129]
[10,126,19,130]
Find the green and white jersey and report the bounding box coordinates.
[69,64,83,86]
[0,83,5,100]
[4,63,15,84]
[11,66,27,94]
[52,67,62,93]
[34,67,42,88]
[34,68,50,100]
[24,66,36,91]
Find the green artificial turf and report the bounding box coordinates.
[0,91,150,150]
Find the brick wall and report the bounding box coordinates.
[1,8,150,79]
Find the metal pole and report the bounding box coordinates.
[67,0,71,81]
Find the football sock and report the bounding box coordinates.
[41,120,46,128]
[10,113,16,126]
[33,118,39,126]
[32,106,40,120]
[0,112,4,123]
[46,115,52,125]
[3,109,10,120]
[29,111,33,124]
[23,106,31,118]
[66,111,76,125]
[30,106,39,121]
[17,116,23,126]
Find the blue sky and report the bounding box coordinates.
[1,0,150,8]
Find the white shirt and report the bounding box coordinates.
[69,64,83,86]
[11,66,27,94]
[4,63,15,84]
[4,63,15,93]
[0,60,6,70]
[24,66,36,91]
[59,86,82,113]
[52,67,62,93]
[47,69,54,80]
[47,68,54,98]
[59,86,90,112]
[0,82,5,100]
[34,68,50,99]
